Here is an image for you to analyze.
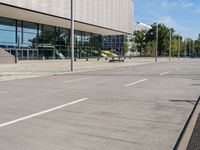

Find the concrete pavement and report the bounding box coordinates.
[0,59,199,150]
[0,57,180,81]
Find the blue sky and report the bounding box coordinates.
[135,0,200,39]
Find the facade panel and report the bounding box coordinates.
[0,0,133,34]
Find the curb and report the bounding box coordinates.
[173,96,200,150]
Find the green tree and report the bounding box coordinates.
[171,35,180,56]
[144,41,155,56]
[133,30,146,56]
[198,34,200,41]
[185,38,193,57]
[146,23,175,56]
[194,39,200,57]
[122,42,129,55]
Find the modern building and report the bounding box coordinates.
[134,22,151,32]
[101,35,126,55]
[101,22,152,56]
[131,22,152,56]
[0,0,133,62]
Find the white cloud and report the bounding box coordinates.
[180,2,193,8]
[161,1,177,8]
[158,16,188,31]
[158,16,175,27]
[160,1,193,9]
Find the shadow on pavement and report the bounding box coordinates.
[169,99,197,105]
[192,84,200,86]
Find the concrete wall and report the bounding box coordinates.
[0,48,15,64]
[0,0,133,34]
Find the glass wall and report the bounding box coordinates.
[22,21,38,48]
[0,17,101,60]
[102,35,125,55]
[0,17,16,48]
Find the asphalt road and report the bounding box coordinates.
[0,59,199,150]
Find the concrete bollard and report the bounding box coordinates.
[15,57,18,64]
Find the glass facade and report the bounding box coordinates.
[102,35,125,55]
[0,17,101,60]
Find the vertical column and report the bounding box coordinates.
[70,0,74,71]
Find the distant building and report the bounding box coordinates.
[102,22,151,56]
[101,35,126,55]
[131,22,152,56]
[134,22,152,31]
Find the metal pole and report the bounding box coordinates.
[184,39,187,57]
[178,36,181,59]
[169,28,172,61]
[189,40,191,57]
[193,40,195,57]
[155,23,158,62]
[70,0,74,71]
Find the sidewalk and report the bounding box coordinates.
[0,57,180,81]
[187,113,200,150]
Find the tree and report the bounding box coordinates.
[122,42,129,55]
[133,30,146,56]
[194,39,200,57]
[146,23,175,56]
[171,35,180,56]
[198,34,200,41]
[185,38,193,57]
[144,41,155,56]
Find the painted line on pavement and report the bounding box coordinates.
[125,79,148,87]
[0,91,8,95]
[62,77,92,84]
[0,98,89,128]
[160,71,170,76]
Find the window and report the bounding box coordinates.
[42,25,55,45]
[83,32,92,47]
[75,31,82,46]
[59,28,69,46]
[0,17,16,47]
[23,21,37,48]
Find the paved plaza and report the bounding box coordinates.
[0,58,199,150]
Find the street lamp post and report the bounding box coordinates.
[184,39,187,57]
[169,28,172,61]
[155,23,158,62]
[178,36,181,59]
[190,40,191,57]
[70,0,74,72]
[192,40,195,57]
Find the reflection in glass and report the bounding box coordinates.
[0,17,102,59]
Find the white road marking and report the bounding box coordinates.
[0,98,89,128]
[62,77,92,84]
[125,79,148,87]
[0,91,8,95]
[160,71,170,76]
